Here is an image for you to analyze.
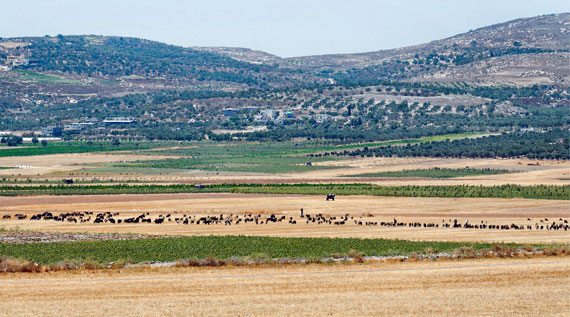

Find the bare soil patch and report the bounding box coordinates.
[0,231,162,244]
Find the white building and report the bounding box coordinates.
[6,55,29,67]
[63,123,83,132]
[255,109,276,122]
[41,126,62,136]
[103,117,136,124]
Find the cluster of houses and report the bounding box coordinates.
[6,54,29,67]
[1,54,29,71]
[222,107,278,122]
[40,117,136,136]
[223,107,331,125]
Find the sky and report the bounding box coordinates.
[1,0,569,57]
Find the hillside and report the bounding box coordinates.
[0,14,568,142]
[288,13,570,86]
[192,47,283,66]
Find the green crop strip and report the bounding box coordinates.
[0,142,167,157]
[0,236,520,265]
[0,184,567,200]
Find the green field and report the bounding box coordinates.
[0,141,166,157]
[125,141,346,174]
[0,184,567,200]
[107,133,479,174]
[110,155,341,174]
[0,133,478,160]
[142,133,482,157]
[0,133,481,177]
[15,70,82,85]
[344,168,515,179]
[0,236,518,265]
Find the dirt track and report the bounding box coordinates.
[1,257,568,316]
[1,193,568,243]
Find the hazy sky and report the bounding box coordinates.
[2,0,569,57]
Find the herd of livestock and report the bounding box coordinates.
[2,209,569,232]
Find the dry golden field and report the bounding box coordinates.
[1,193,568,243]
[1,154,568,186]
[1,257,568,316]
[1,153,569,316]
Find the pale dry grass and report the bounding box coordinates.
[0,153,175,176]
[1,193,568,243]
[97,157,570,186]
[0,257,568,316]
[0,41,29,48]
[308,157,570,186]
[2,155,568,186]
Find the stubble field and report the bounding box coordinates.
[0,257,568,316]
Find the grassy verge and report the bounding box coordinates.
[0,236,517,265]
[343,168,515,179]
[0,184,567,200]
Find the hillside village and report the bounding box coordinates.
[0,14,568,142]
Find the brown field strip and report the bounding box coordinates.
[1,193,568,243]
[0,257,568,316]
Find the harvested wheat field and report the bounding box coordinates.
[1,193,568,243]
[0,257,568,316]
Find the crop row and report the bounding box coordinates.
[0,184,568,200]
[0,236,516,265]
[0,142,163,157]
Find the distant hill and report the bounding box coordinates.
[0,35,275,85]
[0,14,568,142]
[182,14,570,87]
[288,13,570,67]
[286,13,570,86]
[192,47,283,66]
[1,13,569,90]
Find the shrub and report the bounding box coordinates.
[453,246,477,258]
[348,249,365,263]
[0,257,42,273]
